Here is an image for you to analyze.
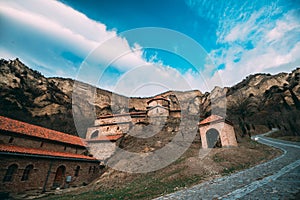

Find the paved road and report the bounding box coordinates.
[156,131,300,200]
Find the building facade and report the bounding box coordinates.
[0,116,100,194]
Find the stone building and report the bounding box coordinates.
[146,96,170,117]
[85,113,132,161]
[0,116,100,194]
[85,95,182,161]
[199,115,238,148]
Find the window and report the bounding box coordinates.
[74,166,80,177]
[93,166,96,173]
[88,166,92,174]
[8,137,14,143]
[40,142,44,147]
[3,164,18,182]
[64,146,67,151]
[91,130,99,139]
[117,126,120,130]
[21,165,33,181]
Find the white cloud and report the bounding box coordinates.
[0,0,196,96]
[209,7,300,87]
[0,0,153,79]
[266,10,300,42]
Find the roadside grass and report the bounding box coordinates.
[266,131,300,142]
[45,172,204,200]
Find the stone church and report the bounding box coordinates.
[85,95,181,160]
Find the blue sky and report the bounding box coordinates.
[0,0,300,96]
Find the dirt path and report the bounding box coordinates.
[155,132,300,199]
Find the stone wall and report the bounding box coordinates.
[147,107,169,117]
[94,115,131,126]
[86,123,131,139]
[131,116,147,124]
[148,99,169,108]
[87,141,117,161]
[0,155,100,193]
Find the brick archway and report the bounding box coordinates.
[199,115,238,149]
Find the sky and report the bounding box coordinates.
[0,0,300,96]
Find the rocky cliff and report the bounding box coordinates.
[1,58,299,138]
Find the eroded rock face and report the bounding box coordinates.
[225,69,300,137]
[0,58,299,138]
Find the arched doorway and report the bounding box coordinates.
[206,128,222,148]
[53,165,66,188]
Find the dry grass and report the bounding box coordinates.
[42,140,281,200]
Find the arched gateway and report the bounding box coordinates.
[199,115,238,149]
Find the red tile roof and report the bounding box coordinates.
[86,134,123,142]
[199,115,224,125]
[147,96,170,104]
[0,144,97,161]
[0,116,85,147]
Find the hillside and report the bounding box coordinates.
[0,58,299,139]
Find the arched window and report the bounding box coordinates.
[8,137,14,143]
[91,130,99,139]
[3,164,18,182]
[21,165,33,181]
[74,166,80,177]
